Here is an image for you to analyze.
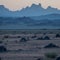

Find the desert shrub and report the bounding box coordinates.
[44,36,50,40]
[0,57,1,60]
[43,33,46,35]
[18,49,23,51]
[31,35,36,38]
[49,32,53,34]
[4,43,7,45]
[37,37,43,40]
[56,34,60,37]
[4,35,9,38]
[45,52,57,59]
[37,36,50,40]
[37,58,41,60]
[20,37,27,42]
[0,46,7,52]
[0,41,3,44]
[56,57,60,60]
[44,43,59,48]
[17,36,20,38]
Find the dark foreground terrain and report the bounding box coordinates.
[0,29,60,60]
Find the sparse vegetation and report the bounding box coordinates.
[18,49,23,51]
[0,41,3,44]
[4,35,9,38]
[31,35,36,38]
[0,30,60,60]
[43,33,46,35]
[0,57,1,60]
[37,58,41,60]
[44,36,50,40]
[45,52,57,59]
[37,36,50,40]
[37,37,43,40]
[56,34,60,37]
[20,37,28,42]
[0,46,7,52]
[17,36,21,38]
[44,43,59,48]
[56,57,60,60]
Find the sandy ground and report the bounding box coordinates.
[0,30,60,60]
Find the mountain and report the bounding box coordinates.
[0,5,13,17]
[0,4,60,29]
[0,17,34,25]
[0,16,60,29]
[0,4,60,17]
[31,14,60,20]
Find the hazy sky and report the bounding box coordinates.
[0,0,60,11]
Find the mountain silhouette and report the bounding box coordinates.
[0,4,60,29]
[0,5,13,17]
[0,16,60,29]
[0,4,60,17]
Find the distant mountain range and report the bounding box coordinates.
[0,4,60,17]
[0,16,60,29]
[0,4,60,29]
[31,14,60,20]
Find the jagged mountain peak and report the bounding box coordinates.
[0,5,11,12]
[0,5,5,8]
[0,3,60,17]
[30,3,42,8]
[47,6,58,10]
[0,5,7,10]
